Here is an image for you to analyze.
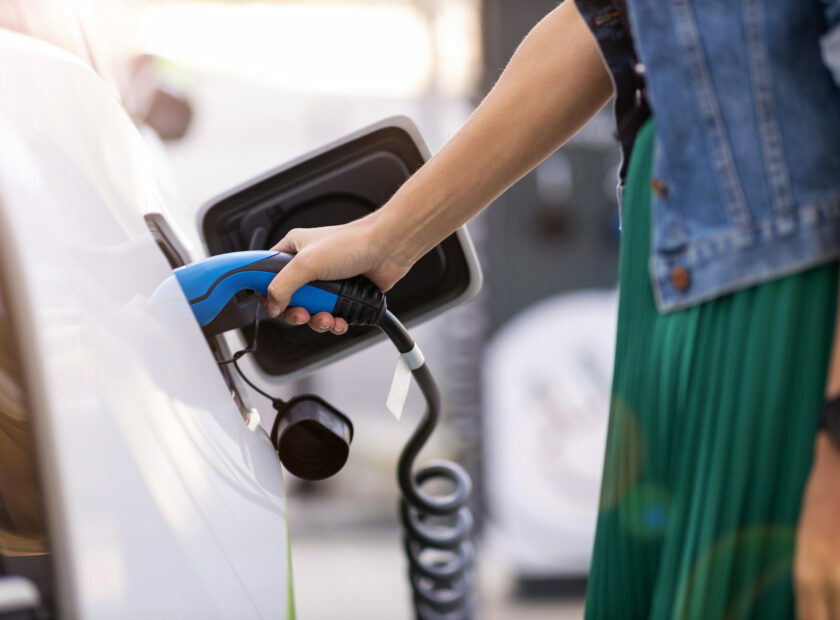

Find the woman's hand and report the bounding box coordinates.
[794,431,840,620]
[264,214,413,335]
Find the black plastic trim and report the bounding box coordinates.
[144,213,191,268]
[199,121,473,377]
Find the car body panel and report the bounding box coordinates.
[0,29,291,619]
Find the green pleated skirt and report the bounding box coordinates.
[584,120,838,619]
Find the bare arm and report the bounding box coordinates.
[795,281,840,620]
[376,0,612,267]
[267,0,612,332]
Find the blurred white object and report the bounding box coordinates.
[484,290,616,578]
[0,576,40,614]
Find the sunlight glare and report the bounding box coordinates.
[130,2,434,97]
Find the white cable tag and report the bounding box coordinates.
[401,344,425,370]
[386,357,412,420]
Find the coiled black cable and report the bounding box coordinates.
[223,295,475,617]
[378,311,475,620]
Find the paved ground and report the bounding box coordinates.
[291,530,585,620]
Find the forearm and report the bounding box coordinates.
[374,0,613,265]
[795,278,840,618]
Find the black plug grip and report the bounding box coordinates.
[333,275,387,326]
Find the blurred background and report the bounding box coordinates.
[1,0,622,617]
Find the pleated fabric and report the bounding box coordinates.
[584,120,838,619]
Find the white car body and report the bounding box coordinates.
[0,29,292,619]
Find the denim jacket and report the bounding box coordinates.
[574,0,840,312]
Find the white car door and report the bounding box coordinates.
[0,29,292,620]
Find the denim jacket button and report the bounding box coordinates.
[670,266,691,292]
[651,178,668,199]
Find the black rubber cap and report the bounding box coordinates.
[272,396,353,481]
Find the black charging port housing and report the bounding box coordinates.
[197,117,481,380]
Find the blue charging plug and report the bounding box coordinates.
[173,250,385,328]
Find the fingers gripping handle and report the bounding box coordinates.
[174,251,386,328]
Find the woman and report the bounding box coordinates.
[263,2,840,617]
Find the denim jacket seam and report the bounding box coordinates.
[670,0,752,228]
[651,243,840,313]
[651,193,840,268]
[743,0,795,218]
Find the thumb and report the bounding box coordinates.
[266,253,316,317]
